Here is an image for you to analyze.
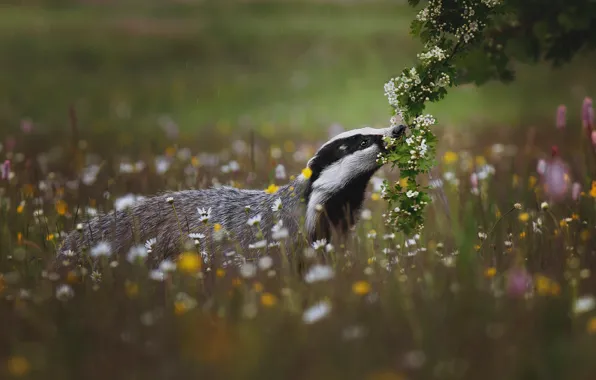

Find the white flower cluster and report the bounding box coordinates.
[482,0,501,7]
[412,114,436,129]
[405,129,431,170]
[417,46,447,65]
[415,0,500,44]
[416,0,443,24]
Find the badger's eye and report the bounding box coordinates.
[360,139,369,148]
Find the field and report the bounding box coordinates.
[3,1,596,380]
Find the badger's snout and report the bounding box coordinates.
[391,124,407,138]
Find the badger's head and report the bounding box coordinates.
[302,124,406,243]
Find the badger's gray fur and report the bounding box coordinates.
[55,125,406,268]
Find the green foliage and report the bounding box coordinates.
[381,0,503,235]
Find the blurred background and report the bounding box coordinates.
[2,0,596,139]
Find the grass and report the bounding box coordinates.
[2,106,596,378]
[3,1,596,136]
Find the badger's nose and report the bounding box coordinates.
[391,124,407,138]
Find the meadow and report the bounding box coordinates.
[3,1,596,379]
[2,102,596,379]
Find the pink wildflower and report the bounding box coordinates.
[582,97,594,134]
[20,119,33,134]
[506,267,533,298]
[556,105,566,129]
[542,158,570,201]
[572,182,582,201]
[1,160,10,180]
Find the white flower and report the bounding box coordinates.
[312,239,327,250]
[383,233,395,240]
[127,245,148,263]
[573,295,596,314]
[114,194,145,211]
[406,190,419,198]
[56,284,74,301]
[248,240,267,249]
[149,270,166,281]
[155,156,171,175]
[302,301,332,324]
[360,209,372,220]
[188,233,205,240]
[304,265,334,283]
[228,160,240,172]
[271,220,289,240]
[275,164,287,180]
[258,256,273,271]
[271,198,282,212]
[240,262,257,278]
[159,259,176,272]
[247,214,262,226]
[197,207,212,223]
[144,238,157,253]
[325,243,334,253]
[166,196,174,204]
[90,241,112,258]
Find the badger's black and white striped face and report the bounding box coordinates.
[302,125,406,241]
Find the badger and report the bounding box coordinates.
[56,124,406,268]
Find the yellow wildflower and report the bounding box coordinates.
[191,156,200,167]
[260,292,278,307]
[590,181,596,198]
[475,156,486,166]
[55,199,68,216]
[216,268,226,278]
[17,233,22,245]
[165,146,176,157]
[177,252,201,274]
[352,281,371,295]
[214,223,222,232]
[284,140,295,152]
[399,177,408,188]
[22,184,34,198]
[66,270,80,284]
[587,317,596,334]
[535,274,560,296]
[442,151,458,165]
[174,301,188,316]
[484,267,497,278]
[528,176,537,189]
[301,167,313,179]
[571,213,580,221]
[232,278,242,287]
[265,184,279,194]
[518,212,530,222]
[7,356,30,376]
[290,175,295,181]
[371,193,381,201]
[16,201,25,214]
[253,282,264,293]
[125,281,139,298]
[519,232,526,239]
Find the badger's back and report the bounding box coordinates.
[57,181,309,268]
